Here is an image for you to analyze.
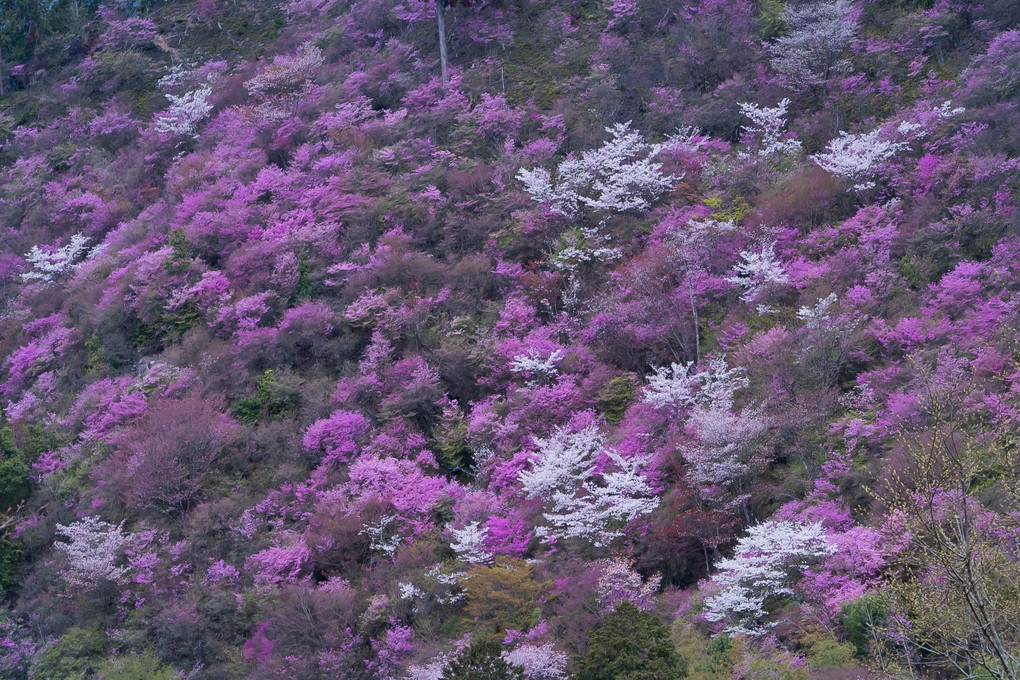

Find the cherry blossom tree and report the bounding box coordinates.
[519,424,658,547]
[642,356,748,412]
[517,122,678,218]
[726,241,789,311]
[502,643,568,680]
[21,233,92,285]
[767,0,859,92]
[154,85,213,137]
[811,128,908,191]
[450,521,494,564]
[704,520,835,635]
[682,401,771,518]
[54,516,132,590]
[738,99,802,157]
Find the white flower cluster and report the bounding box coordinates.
[683,404,770,499]
[704,520,835,635]
[643,357,749,411]
[897,100,966,139]
[663,125,710,154]
[517,122,678,217]
[643,361,699,410]
[796,293,838,331]
[449,521,494,564]
[726,241,790,310]
[549,226,622,272]
[811,128,908,191]
[359,514,402,557]
[502,643,569,679]
[155,85,214,137]
[22,233,93,285]
[738,98,802,157]
[54,516,132,590]
[519,424,657,547]
[768,0,858,91]
[510,349,565,383]
[244,43,323,97]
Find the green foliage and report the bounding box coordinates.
[804,633,856,670]
[755,0,787,41]
[232,370,298,423]
[597,376,635,425]
[0,535,22,594]
[129,318,158,349]
[21,422,65,463]
[164,228,193,275]
[708,196,752,223]
[83,333,103,374]
[0,1,44,65]
[576,602,686,680]
[28,627,106,680]
[441,639,526,680]
[841,593,888,657]
[673,625,740,680]
[0,423,27,513]
[160,302,202,339]
[0,454,28,510]
[741,656,810,680]
[436,411,472,474]
[462,558,546,645]
[95,652,175,680]
[292,254,315,301]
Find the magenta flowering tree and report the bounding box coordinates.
[105,395,239,515]
[302,409,370,465]
[0,0,1018,677]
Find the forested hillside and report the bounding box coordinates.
[0,0,1019,678]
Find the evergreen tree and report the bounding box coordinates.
[575,602,686,680]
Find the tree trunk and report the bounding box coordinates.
[436,0,449,87]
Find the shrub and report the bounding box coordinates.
[107,395,238,515]
[94,653,175,680]
[441,639,526,680]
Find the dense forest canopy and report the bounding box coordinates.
[0,0,1018,678]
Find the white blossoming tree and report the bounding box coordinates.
[768,0,859,91]
[726,242,790,311]
[738,98,802,157]
[517,122,678,218]
[54,516,133,590]
[154,85,214,137]
[811,128,908,191]
[519,424,658,547]
[450,522,493,564]
[642,356,749,412]
[682,403,771,517]
[509,349,565,384]
[642,361,699,411]
[502,643,569,679]
[21,233,92,286]
[704,520,835,635]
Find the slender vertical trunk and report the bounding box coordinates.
[0,44,4,98]
[436,0,449,87]
[688,286,700,364]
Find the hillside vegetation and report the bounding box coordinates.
[0,0,1019,678]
